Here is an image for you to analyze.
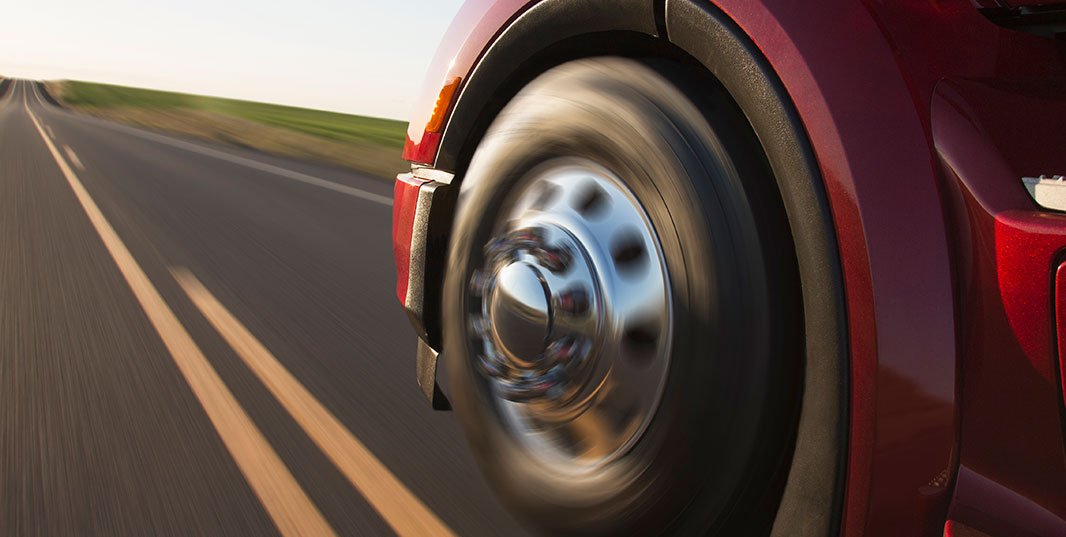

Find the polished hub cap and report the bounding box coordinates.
[468,158,672,473]
[487,262,552,366]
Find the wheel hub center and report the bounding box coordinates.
[465,158,673,472]
[488,262,553,367]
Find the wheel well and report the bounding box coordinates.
[434,4,849,535]
[446,31,713,179]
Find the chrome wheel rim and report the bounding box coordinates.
[467,158,673,474]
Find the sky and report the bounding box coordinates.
[0,0,466,121]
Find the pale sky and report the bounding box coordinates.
[0,0,466,121]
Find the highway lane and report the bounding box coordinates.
[0,79,529,536]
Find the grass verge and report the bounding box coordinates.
[45,80,409,179]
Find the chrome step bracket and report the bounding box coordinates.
[416,338,451,410]
[1022,175,1066,212]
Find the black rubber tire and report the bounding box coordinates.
[442,57,803,536]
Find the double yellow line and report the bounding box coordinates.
[26,99,455,537]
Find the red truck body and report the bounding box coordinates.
[393,1,1066,535]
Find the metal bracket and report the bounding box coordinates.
[416,338,451,410]
[1022,175,1066,212]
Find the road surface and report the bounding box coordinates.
[0,79,529,537]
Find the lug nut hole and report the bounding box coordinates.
[574,182,610,218]
[610,230,646,273]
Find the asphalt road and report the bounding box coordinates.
[0,79,530,537]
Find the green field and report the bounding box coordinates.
[58,81,407,148]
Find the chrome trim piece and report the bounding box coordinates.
[416,338,450,409]
[1022,175,1066,212]
[411,165,455,185]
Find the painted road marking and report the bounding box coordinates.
[87,119,392,206]
[0,79,12,108]
[172,267,457,537]
[0,80,13,111]
[27,79,390,206]
[46,125,55,139]
[31,81,45,105]
[62,145,84,171]
[25,102,338,537]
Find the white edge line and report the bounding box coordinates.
[63,144,84,171]
[34,79,391,206]
[33,81,44,105]
[76,115,392,206]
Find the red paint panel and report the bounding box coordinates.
[943,519,996,537]
[950,465,1066,536]
[932,69,1066,534]
[709,1,967,534]
[1058,263,1066,415]
[995,212,1066,369]
[713,0,1064,532]
[945,204,1066,535]
[402,0,532,165]
[393,173,427,304]
[934,72,1066,534]
[402,131,442,166]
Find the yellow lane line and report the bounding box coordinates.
[172,267,457,537]
[25,103,338,537]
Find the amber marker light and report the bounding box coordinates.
[426,77,461,133]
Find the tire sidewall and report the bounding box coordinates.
[443,58,794,535]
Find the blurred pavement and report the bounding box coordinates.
[0,79,529,537]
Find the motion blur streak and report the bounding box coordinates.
[87,118,394,206]
[24,102,338,537]
[62,144,84,171]
[173,268,458,537]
